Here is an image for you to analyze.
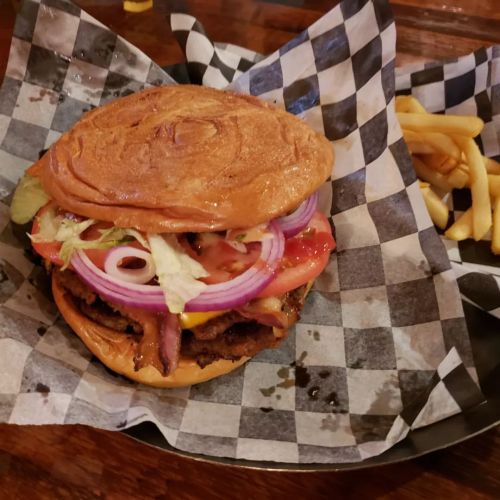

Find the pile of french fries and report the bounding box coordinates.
[396,95,500,255]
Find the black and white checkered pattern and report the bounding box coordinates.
[355,346,484,459]
[0,0,175,185]
[395,47,500,321]
[0,0,485,464]
[170,13,263,88]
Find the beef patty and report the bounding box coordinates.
[53,269,308,368]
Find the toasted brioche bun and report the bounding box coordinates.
[30,85,333,233]
[52,275,249,387]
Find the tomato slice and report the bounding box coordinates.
[258,211,335,298]
[180,233,261,284]
[180,212,335,294]
[31,202,335,299]
[31,203,64,266]
[71,221,109,269]
[31,205,106,268]
[181,212,335,294]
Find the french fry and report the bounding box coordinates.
[445,208,473,241]
[419,184,449,229]
[395,95,427,114]
[443,156,459,172]
[397,112,484,137]
[419,132,461,160]
[422,153,457,174]
[447,168,469,189]
[402,129,460,159]
[493,198,500,255]
[397,102,500,254]
[488,175,500,198]
[402,129,420,142]
[453,136,492,240]
[123,0,153,12]
[422,153,448,168]
[402,129,436,154]
[412,156,453,192]
[484,156,500,175]
[397,101,500,255]
[407,142,436,155]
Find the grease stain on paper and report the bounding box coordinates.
[35,382,50,396]
[321,414,340,432]
[259,386,275,397]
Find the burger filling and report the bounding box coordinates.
[53,268,307,369]
[12,174,336,376]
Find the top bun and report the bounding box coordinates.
[31,85,333,232]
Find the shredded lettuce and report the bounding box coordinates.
[29,209,137,269]
[55,218,96,242]
[124,228,150,250]
[58,223,127,269]
[147,233,209,314]
[10,174,50,224]
[29,206,207,310]
[29,207,60,243]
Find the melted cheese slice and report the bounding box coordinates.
[179,310,228,329]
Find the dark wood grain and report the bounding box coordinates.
[0,424,499,498]
[0,0,499,497]
[1,0,497,75]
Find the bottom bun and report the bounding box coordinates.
[52,275,249,387]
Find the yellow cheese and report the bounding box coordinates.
[179,310,228,329]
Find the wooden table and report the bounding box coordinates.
[0,0,499,497]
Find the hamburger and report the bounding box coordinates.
[10,85,335,387]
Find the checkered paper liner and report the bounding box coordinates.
[0,0,485,464]
[395,51,500,322]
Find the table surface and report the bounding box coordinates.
[0,0,499,498]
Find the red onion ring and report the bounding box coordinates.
[70,221,285,312]
[159,313,181,374]
[276,191,318,238]
[104,247,156,284]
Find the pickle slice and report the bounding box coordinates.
[10,174,50,224]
